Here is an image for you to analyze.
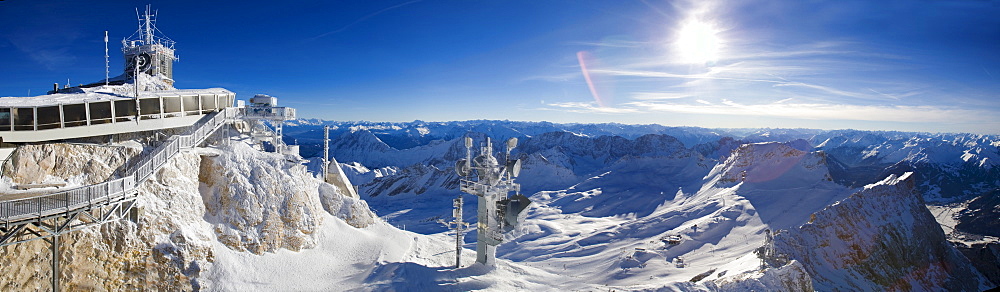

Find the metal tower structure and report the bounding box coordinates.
[454,136,532,266]
[439,195,470,268]
[122,5,177,84]
[323,125,330,177]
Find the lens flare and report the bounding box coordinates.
[675,19,721,65]
[577,51,608,107]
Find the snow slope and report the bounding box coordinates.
[491,142,846,290]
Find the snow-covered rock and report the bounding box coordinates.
[198,141,327,254]
[711,142,832,189]
[2,143,140,186]
[707,260,814,291]
[0,129,380,290]
[776,172,993,291]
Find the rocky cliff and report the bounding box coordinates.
[0,130,373,291]
[775,172,993,291]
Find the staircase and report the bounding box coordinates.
[0,107,237,246]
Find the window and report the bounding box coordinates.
[37,106,61,129]
[161,96,180,114]
[63,103,87,127]
[140,97,164,119]
[0,108,10,131]
[115,99,137,122]
[14,108,34,131]
[183,95,199,113]
[89,102,112,124]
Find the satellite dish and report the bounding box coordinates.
[136,53,152,72]
[505,159,522,178]
[455,159,470,177]
[506,137,518,151]
[464,137,473,149]
[502,194,532,232]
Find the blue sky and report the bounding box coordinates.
[1,1,998,134]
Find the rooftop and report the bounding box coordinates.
[0,74,230,107]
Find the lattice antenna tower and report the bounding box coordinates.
[122,5,177,85]
[454,136,531,266]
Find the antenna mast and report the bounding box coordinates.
[323,125,330,178]
[104,31,109,86]
[143,5,154,45]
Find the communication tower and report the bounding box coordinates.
[122,5,177,84]
[454,136,532,266]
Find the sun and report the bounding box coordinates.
[674,19,721,65]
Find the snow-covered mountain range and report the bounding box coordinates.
[2,119,996,290]
[276,119,999,290]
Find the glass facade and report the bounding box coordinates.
[0,93,235,133]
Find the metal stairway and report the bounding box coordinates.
[0,107,237,247]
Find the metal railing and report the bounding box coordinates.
[459,178,520,196]
[242,106,295,121]
[0,176,136,223]
[0,92,234,133]
[124,107,234,183]
[1,107,236,225]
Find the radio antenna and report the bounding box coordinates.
[104,30,110,86]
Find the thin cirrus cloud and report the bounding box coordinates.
[535,0,1000,133]
[546,98,991,125]
[540,33,996,133]
[542,101,639,114]
[623,100,991,124]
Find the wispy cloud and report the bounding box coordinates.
[591,59,914,103]
[632,92,693,100]
[310,0,424,40]
[539,3,998,133]
[520,71,582,83]
[773,82,872,100]
[568,40,647,48]
[544,99,991,124]
[541,101,639,114]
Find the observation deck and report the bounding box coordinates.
[0,88,235,143]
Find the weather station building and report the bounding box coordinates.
[0,6,236,149]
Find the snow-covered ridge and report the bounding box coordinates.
[708,142,831,190]
[777,172,993,290]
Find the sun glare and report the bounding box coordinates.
[675,19,721,65]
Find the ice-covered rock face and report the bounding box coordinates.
[0,150,214,291]
[0,132,374,290]
[776,172,993,291]
[2,143,140,185]
[198,140,373,254]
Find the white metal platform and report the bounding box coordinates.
[0,89,235,143]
